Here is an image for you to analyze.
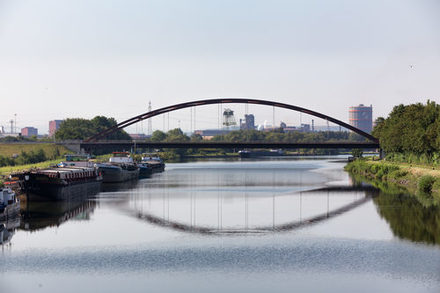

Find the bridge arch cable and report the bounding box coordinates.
[85,98,378,143]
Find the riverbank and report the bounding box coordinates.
[0,143,69,158]
[345,159,440,204]
[0,159,64,188]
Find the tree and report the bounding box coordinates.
[372,101,440,156]
[165,128,190,142]
[151,130,167,142]
[164,128,189,157]
[351,149,363,159]
[55,118,94,140]
[91,116,131,140]
[372,117,385,139]
[190,133,203,141]
[55,116,131,140]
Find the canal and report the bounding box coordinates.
[1,157,440,292]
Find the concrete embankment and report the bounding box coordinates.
[345,159,440,202]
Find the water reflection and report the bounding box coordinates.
[9,158,440,245]
[20,199,96,232]
[100,180,140,193]
[346,174,440,246]
[124,160,379,234]
[129,185,377,234]
[374,193,440,245]
[2,159,440,293]
[0,217,20,246]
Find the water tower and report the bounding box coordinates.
[222,108,236,128]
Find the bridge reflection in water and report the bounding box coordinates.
[127,179,378,234]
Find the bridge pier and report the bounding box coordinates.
[57,140,82,154]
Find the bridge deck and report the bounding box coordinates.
[80,141,379,149]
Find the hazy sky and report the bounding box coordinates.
[0,0,439,134]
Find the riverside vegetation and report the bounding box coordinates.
[347,164,440,245]
[347,173,440,245]
[345,159,440,205]
[345,100,440,205]
[373,100,440,163]
[145,128,365,159]
[0,144,70,187]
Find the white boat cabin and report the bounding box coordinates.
[109,152,134,164]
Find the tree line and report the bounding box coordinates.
[373,100,440,162]
[55,116,131,140]
[149,128,363,144]
[144,128,363,158]
[209,129,364,143]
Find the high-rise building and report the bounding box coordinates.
[49,120,64,137]
[240,114,255,130]
[349,104,373,134]
[21,127,38,137]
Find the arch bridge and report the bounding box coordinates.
[82,98,379,150]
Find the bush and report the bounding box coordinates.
[389,169,408,179]
[418,175,436,194]
[376,169,385,179]
[351,149,363,158]
[432,179,440,192]
[0,148,52,167]
[370,164,379,174]
[0,155,16,167]
[345,161,400,180]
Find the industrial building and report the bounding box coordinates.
[240,114,255,130]
[279,122,311,133]
[349,104,373,134]
[21,127,38,137]
[129,133,149,140]
[194,129,233,140]
[49,120,64,137]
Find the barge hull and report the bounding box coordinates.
[26,180,101,201]
[100,167,140,183]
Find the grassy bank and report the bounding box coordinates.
[0,159,61,176]
[0,143,69,158]
[345,159,440,204]
[0,159,63,188]
[0,143,71,187]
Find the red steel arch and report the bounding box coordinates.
[86,98,378,142]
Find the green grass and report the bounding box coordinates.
[0,159,62,176]
[345,159,440,205]
[0,143,70,158]
[418,175,436,194]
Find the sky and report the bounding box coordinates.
[0,0,439,134]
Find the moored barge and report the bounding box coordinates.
[138,163,153,178]
[14,166,102,201]
[97,152,139,183]
[238,149,284,158]
[140,153,165,173]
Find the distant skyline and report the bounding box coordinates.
[1,0,439,134]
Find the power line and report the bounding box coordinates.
[148,101,152,135]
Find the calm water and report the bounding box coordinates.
[1,157,440,293]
